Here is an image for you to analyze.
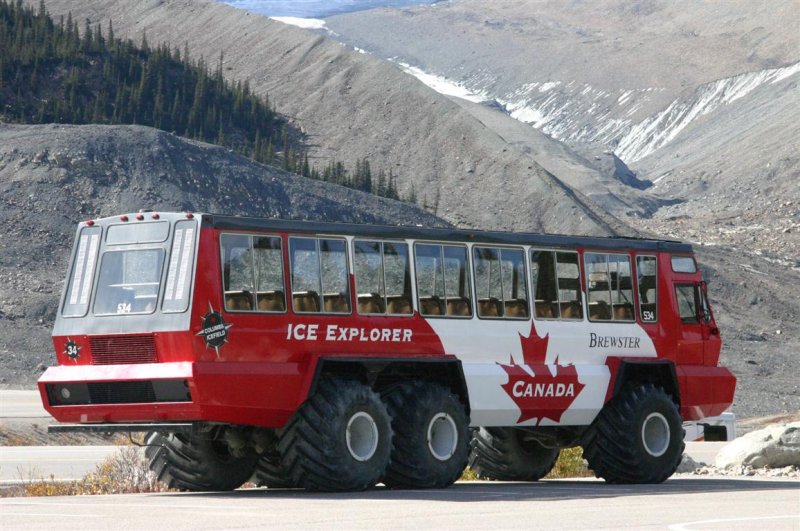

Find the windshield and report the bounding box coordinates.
[94,249,165,315]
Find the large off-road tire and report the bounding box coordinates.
[469,427,559,481]
[582,383,684,484]
[145,430,257,491]
[278,378,392,491]
[253,449,295,488]
[382,381,470,489]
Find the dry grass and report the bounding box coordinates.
[544,447,593,479]
[3,446,170,497]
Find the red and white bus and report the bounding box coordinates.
[40,212,735,490]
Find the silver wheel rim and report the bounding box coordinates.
[427,413,458,461]
[346,411,379,462]
[642,412,670,457]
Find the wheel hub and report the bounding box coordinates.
[641,412,670,457]
[346,411,379,462]
[427,413,458,461]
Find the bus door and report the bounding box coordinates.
[673,282,711,365]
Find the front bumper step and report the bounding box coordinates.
[47,422,194,434]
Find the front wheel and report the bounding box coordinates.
[278,378,392,491]
[582,383,684,484]
[145,430,257,491]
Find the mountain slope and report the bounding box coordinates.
[32,0,629,237]
[326,0,799,150]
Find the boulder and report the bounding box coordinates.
[715,422,800,469]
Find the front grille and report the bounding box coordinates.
[91,335,157,365]
[88,382,156,404]
[47,380,191,406]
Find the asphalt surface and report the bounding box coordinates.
[0,446,122,484]
[0,390,48,418]
[1,478,798,530]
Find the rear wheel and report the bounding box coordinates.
[582,383,684,484]
[278,378,392,491]
[382,382,470,488]
[469,427,559,481]
[145,430,257,491]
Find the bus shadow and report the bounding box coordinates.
[175,478,799,503]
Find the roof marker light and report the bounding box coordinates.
[136,214,144,220]
[185,213,194,219]
[120,215,129,222]
[86,220,95,226]
[151,213,160,220]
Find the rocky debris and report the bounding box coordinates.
[676,464,800,479]
[715,423,800,469]
[676,453,706,473]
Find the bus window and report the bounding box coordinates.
[94,249,165,315]
[585,253,634,322]
[585,253,612,321]
[289,237,349,314]
[473,246,528,319]
[531,250,557,319]
[221,234,286,312]
[320,239,350,314]
[414,244,471,318]
[354,240,411,315]
[163,220,197,313]
[221,234,256,311]
[383,242,412,315]
[675,284,698,324]
[671,256,697,274]
[636,255,658,322]
[254,236,285,312]
[556,252,582,320]
[62,225,102,317]
[609,254,634,321]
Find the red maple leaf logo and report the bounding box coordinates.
[499,321,585,424]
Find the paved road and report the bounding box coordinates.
[0,390,48,418]
[1,478,798,530]
[0,446,124,483]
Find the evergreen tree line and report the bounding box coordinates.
[0,0,410,203]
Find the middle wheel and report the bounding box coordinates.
[382,381,470,489]
[278,378,392,491]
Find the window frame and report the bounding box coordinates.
[671,255,697,274]
[674,283,700,324]
[636,254,658,323]
[413,241,473,319]
[220,232,288,314]
[530,248,584,321]
[92,247,166,317]
[62,225,103,318]
[471,244,530,321]
[353,239,413,317]
[288,235,352,315]
[162,219,198,314]
[584,251,635,323]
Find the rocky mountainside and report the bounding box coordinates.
[0,123,444,386]
[32,0,629,237]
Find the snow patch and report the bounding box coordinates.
[616,62,800,162]
[269,16,327,30]
[395,62,489,103]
